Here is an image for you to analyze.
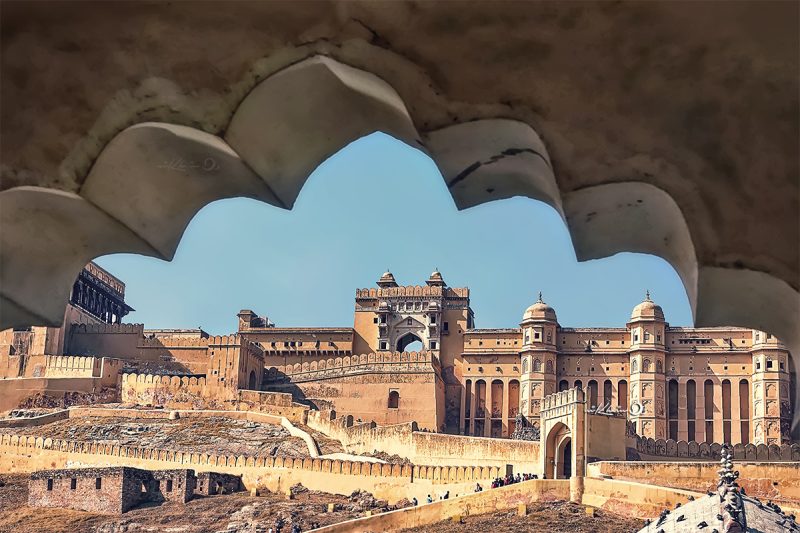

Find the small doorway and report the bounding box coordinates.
[556,437,572,479]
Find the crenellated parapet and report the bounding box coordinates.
[265,351,440,383]
[138,336,208,348]
[71,322,144,334]
[541,386,585,414]
[0,432,501,484]
[632,434,800,462]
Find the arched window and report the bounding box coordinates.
[559,379,569,392]
[632,359,638,373]
[533,359,542,372]
[643,359,651,372]
[587,380,598,408]
[574,380,583,391]
[656,360,663,373]
[546,360,553,373]
[388,390,400,409]
[618,380,628,410]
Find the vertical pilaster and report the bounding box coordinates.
[501,378,510,437]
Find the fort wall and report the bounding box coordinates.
[44,355,122,387]
[120,373,211,409]
[0,434,503,504]
[267,351,443,429]
[310,478,569,532]
[307,410,541,473]
[588,461,800,503]
[67,323,145,359]
[629,434,800,462]
[0,409,69,428]
[118,372,305,420]
[580,477,702,518]
[0,377,101,412]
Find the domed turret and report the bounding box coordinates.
[426,268,445,287]
[630,290,665,321]
[377,270,399,288]
[522,292,557,322]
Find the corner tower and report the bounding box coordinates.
[627,291,667,439]
[519,293,559,426]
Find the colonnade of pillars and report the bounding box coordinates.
[460,378,520,437]
[70,279,127,324]
[459,377,753,444]
[666,378,751,445]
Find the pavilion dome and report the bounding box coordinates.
[426,268,445,286]
[377,270,399,288]
[630,291,665,321]
[523,292,557,322]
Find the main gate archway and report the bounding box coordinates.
[540,387,586,481]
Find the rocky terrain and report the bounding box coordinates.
[401,500,644,532]
[0,475,401,533]
[0,415,312,457]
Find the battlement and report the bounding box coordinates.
[138,336,209,348]
[121,372,207,387]
[265,351,440,383]
[355,286,469,299]
[631,434,800,462]
[0,433,502,485]
[71,323,144,335]
[541,387,585,412]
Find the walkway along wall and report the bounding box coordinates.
[0,433,504,504]
[307,410,540,473]
[310,478,570,533]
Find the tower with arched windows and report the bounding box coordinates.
[626,292,667,439]
[519,293,559,426]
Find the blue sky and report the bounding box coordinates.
[96,133,693,334]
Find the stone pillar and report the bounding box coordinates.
[677,379,689,442]
[469,384,477,436]
[459,382,467,435]
[713,378,724,443]
[569,474,585,504]
[731,378,742,444]
[502,378,510,437]
[695,381,706,444]
[484,381,493,437]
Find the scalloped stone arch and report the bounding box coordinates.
[0,53,797,433]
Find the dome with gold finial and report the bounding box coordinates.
[630,290,665,321]
[523,292,557,322]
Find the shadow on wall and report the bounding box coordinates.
[261,369,321,410]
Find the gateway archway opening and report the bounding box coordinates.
[396,333,423,352]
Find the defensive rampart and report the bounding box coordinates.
[265,351,440,382]
[67,323,145,359]
[0,433,503,503]
[630,434,800,462]
[120,372,210,408]
[308,410,540,473]
[44,355,122,387]
[588,461,800,503]
[119,372,307,421]
[0,377,101,412]
[310,478,569,532]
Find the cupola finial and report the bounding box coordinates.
[537,291,543,303]
[645,289,651,301]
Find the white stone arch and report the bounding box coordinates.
[0,51,797,437]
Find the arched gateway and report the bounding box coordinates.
[540,387,586,490]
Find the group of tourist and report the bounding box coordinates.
[487,472,538,490]
[410,472,539,507]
